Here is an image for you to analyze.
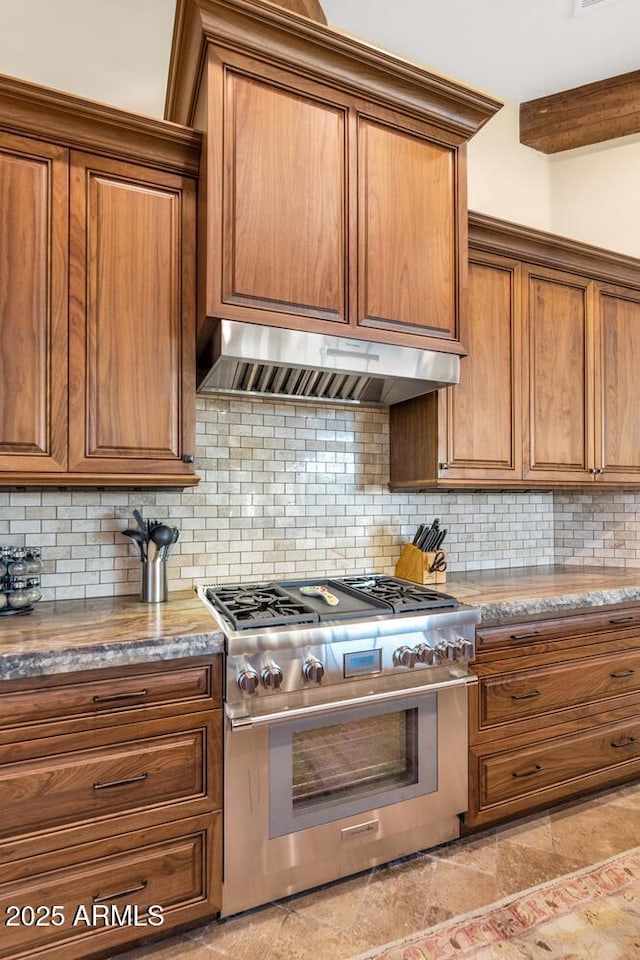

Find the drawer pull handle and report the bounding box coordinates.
[610,669,635,679]
[93,772,148,791]
[512,764,542,779]
[609,616,635,624]
[511,690,542,701]
[611,736,636,749]
[92,880,148,904]
[93,689,148,704]
[510,631,540,640]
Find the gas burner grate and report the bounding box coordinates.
[337,575,460,613]
[205,583,319,630]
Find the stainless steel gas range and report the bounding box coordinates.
[197,574,480,917]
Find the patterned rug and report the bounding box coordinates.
[350,847,640,960]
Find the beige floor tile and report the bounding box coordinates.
[493,809,554,852]
[426,827,499,876]
[493,839,587,899]
[550,797,640,863]
[288,870,372,934]
[261,908,370,960]
[422,857,500,917]
[596,779,640,812]
[353,855,439,945]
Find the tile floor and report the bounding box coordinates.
[115,780,640,960]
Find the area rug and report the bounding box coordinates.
[350,846,640,959]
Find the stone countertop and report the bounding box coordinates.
[443,565,640,624]
[0,592,224,681]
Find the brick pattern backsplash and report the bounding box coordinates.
[0,397,556,602]
[554,492,640,567]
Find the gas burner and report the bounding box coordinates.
[337,575,459,613]
[206,583,319,630]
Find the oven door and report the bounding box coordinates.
[222,676,473,917]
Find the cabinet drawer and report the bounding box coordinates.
[0,727,207,842]
[476,607,640,653]
[0,813,220,959]
[0,662,219,732]
[480,715,640,806]
[480,648,640,727]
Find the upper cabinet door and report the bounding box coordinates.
[523,266,595,483]
[68,154,195,475]
[442,253,522,479]
[213,56,348,326]
[595,285,640,483]
[357,115,460,342]
[0,133,68,473]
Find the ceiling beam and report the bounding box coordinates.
[267,0,326,24]
[520,69,640,153]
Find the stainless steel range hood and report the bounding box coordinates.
[197,320,460,406]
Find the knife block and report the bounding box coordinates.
[395,543,447,585]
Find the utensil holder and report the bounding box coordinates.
[140,561,167,603]
[395,543,447,585]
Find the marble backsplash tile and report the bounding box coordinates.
[1,396,558,601]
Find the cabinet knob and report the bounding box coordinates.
[182,453,195,464]
[439,462,449,471]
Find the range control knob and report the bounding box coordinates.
[237,667,260,695]
[393,645,417,668]
[303,657,325,684]
[261,663,284,690]
[415,643,436,665]
[456,638,474,660]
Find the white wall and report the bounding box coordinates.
[549,134,640,258]
[467,99,552,230]
[467,98,640,259]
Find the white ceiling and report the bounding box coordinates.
[0,0,638,118]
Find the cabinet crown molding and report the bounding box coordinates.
[165,0,502,135]
[0,72,202,176]
[469,212,640,291]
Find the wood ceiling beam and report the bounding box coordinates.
[520,69,640,153]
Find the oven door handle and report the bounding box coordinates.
[227,674,477,729]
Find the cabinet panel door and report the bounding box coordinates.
[443,254,521,479]
[217,64,347,324]
[596,285,640,482]
[0,133,68,472]
[69,154,195,474]
[523,266,594,482]
[358,117,457,340]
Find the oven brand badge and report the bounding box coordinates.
[340,819,379,841]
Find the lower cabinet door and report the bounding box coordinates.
[0,813,221,959]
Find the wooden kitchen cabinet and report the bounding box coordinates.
[465,606,640,829]
[390,213,640,490]
[166,0,500,357]
[0,656,223,958]
[0,76,200,487]
[390,251,522,487]
[0,131,68,474]
[68,153,196,477]
[522,264,594,483]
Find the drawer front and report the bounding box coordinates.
[480,649,640,727]
[477,607,640,653]
[0,662,220,731]
[481,716,640,806]
[0,728,206,841]
[0,814,220,959]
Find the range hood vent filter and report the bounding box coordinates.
[198,320,460,407]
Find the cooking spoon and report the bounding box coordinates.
[148,524,175,561]
[122,528,147,561]
[132,509,149,538]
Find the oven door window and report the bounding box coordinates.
[269,694,437,838]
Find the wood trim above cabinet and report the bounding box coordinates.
[469,212,640,291]
[166,0,502,133]
[0,73,202,176]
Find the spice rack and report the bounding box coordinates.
[0,547,42,616]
